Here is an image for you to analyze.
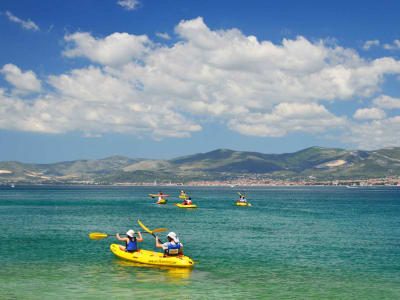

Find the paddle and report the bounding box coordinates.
[138,219,164,243]
[89,228,167,240]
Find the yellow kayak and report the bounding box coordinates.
[235,202,251,206]
[175,203,197,208]
[110,244,194,268]
[157,199,167,204]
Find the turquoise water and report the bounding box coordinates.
[1,186,400,299]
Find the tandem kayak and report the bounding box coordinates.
[110,244,194,268]
[235,202,251,206]
[175,203,197,208]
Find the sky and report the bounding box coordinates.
[1,0,400,163]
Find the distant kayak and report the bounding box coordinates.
[175,203,197,208]
[110,244,194,268]
[235,202,251,206]
[157,199,167,204]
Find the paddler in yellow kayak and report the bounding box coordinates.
[116,229,143,252]
[156,191,167,204]
[182,197,193,206]
[155,232,184,257]
[238,192,247,203]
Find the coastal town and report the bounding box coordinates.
[110,175,400,187]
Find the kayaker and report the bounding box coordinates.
[183,197,193,205]
[117,230,143,252]
[239,195,247,203]
[155,232,183,257]
[157,191,166,204]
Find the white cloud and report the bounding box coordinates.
[228,103,346,137]
[156,32,171,40]
[372,95,400,109]
[344,117,400,150]
[117,0,139,10]
[1,64,42,94]
[5,11,39,31]
[63,32,151,66]
[363,40,379,50]
[1,17,400,148]
[383,40,400,50]
[353,107,386,120]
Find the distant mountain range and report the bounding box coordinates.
[1,146,400,184]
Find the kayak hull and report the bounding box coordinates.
[110,244,194,268]
[157,199,167,204]
[235,202,251,206]
[175,203,197,208]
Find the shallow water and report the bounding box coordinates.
[1,186,399,299]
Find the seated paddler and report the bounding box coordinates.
[117,229,143,252]
[155,232,183,257]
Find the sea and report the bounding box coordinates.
[1,185,399,299]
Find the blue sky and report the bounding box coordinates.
[1,0,400,163]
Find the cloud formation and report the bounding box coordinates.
[373,95,400,109]
[383,40,400,50]
[353,107,386,120]
[117,0,139,10]
[1,17,400,149]
[363,40,380,50]
[1,64,42,94]
[5,11,39,31]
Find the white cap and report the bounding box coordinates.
[126,229,135,237]
[167,232,179,243]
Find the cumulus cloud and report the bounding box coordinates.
[63,32,151,66]
[363,40,379,50]
[353,107,386,120]
[156,32,171,40]
[372,95,400,109]
[1,64,42,94]
[344,117,400,150]
[383,40,400,50]
[117,0,139,10]
[228,103,346,137]
[5,11,39,31]
[1,17,400,147]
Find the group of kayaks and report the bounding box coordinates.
[149,191,198,208]
[91,191,252,269]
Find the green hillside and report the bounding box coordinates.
[1,147,400,184]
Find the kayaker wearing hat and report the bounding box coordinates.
[116,229,143,252]
[155,232,183,257]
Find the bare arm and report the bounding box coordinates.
[116,233,127,242]
[136,231,143,242]
[155,236,163,249]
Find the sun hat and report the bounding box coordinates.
[167,232,179,243]
[126,229,135,237]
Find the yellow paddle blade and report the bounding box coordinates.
[152,228,168,233]
[89,232,108,240]
[138,219,153,234]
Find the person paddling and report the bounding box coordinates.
[116,229,143,252]
[183,197,193,205]
[157,191,166,204]
[239,195,247,203]
[155,232,183,257]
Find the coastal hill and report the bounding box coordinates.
[1,146,400,184]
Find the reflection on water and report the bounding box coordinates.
[113,258,193,283]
